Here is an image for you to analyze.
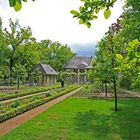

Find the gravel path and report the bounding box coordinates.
[121,89,140,97]
[0,87,82,136]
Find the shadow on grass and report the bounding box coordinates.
[74,99,140,140]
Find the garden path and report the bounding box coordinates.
[0,87,82,136]
[121,89,140,97]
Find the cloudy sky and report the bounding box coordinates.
[0,0,124,55]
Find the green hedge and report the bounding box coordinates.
[0,85,60,101]
[0,85,80,122]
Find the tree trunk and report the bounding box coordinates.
[113,76,118,111]
[105,82,108,97]
[9,60,13,86]
[29,73,32,86]
[17,77,20,89]
[101,80,104,92]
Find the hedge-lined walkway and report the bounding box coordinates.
[0,87,82,136]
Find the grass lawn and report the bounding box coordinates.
[1,98,140,140]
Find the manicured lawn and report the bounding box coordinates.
[1,98,140,140]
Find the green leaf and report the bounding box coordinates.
[116,54,123,60]
[79,6,83,12]
[95,8,99,14]
[79,19,84,24]
[93,15,98,19]
[14,0,22,11]
[104,9,111,19]
[22,0,27,2]
[86,22,91,28]
[80,0,87,2]
[132,39,140,45]
[100,5,105,10]
[9,0,16,7]
[128,42,135,47]
[135,52,140,58]
[70,10,79,16]
[124,64,131,69]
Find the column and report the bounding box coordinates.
[84,69,87,83]
[77,69,80,84]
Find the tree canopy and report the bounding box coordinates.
[0,17,74,86]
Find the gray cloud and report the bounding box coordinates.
[70,43,97,56]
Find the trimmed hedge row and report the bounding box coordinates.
[0,85,60,101]
[0,85,81,122]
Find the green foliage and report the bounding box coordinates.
[0,84,60,101]
[40,40,74,71]
[131,75,140,89]
[11,100,21,108]
[93,0,140,92]
[71,0,116,28]
[0,85,80,122]
[9,0,35,11]
[0,17,74,86]
[119,78,132,90]
[116,54,123,60]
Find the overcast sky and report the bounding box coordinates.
[0,0,124,55]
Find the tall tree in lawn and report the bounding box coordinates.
[106,17,122,111]
[3,19,33,86]
[90,37,112,96]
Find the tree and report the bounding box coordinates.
[90,37,112,96]
[111,0,140,90]
[40,40,74,71]
[17,40,42,85]
[3,18,33,86]
[0,18,9,83]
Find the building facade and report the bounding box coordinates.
[31,63,58,85]
[63,56,93,84]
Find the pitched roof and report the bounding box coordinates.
[64,56,93,69]
[39,63,58,75]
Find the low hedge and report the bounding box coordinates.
[0,85,81,122]
[0,85,60,101]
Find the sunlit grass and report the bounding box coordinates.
[1,98,140,140]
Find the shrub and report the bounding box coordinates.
[119,78,132,90]
[0,85,81,122]
[11,100,21,108]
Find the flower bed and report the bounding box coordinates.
[0,84,80,122]
[0,84,60,101]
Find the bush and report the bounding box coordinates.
[119,78,132,90]
[0,85,60,101]
[11,100,21,108]
[0,85,81,122]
